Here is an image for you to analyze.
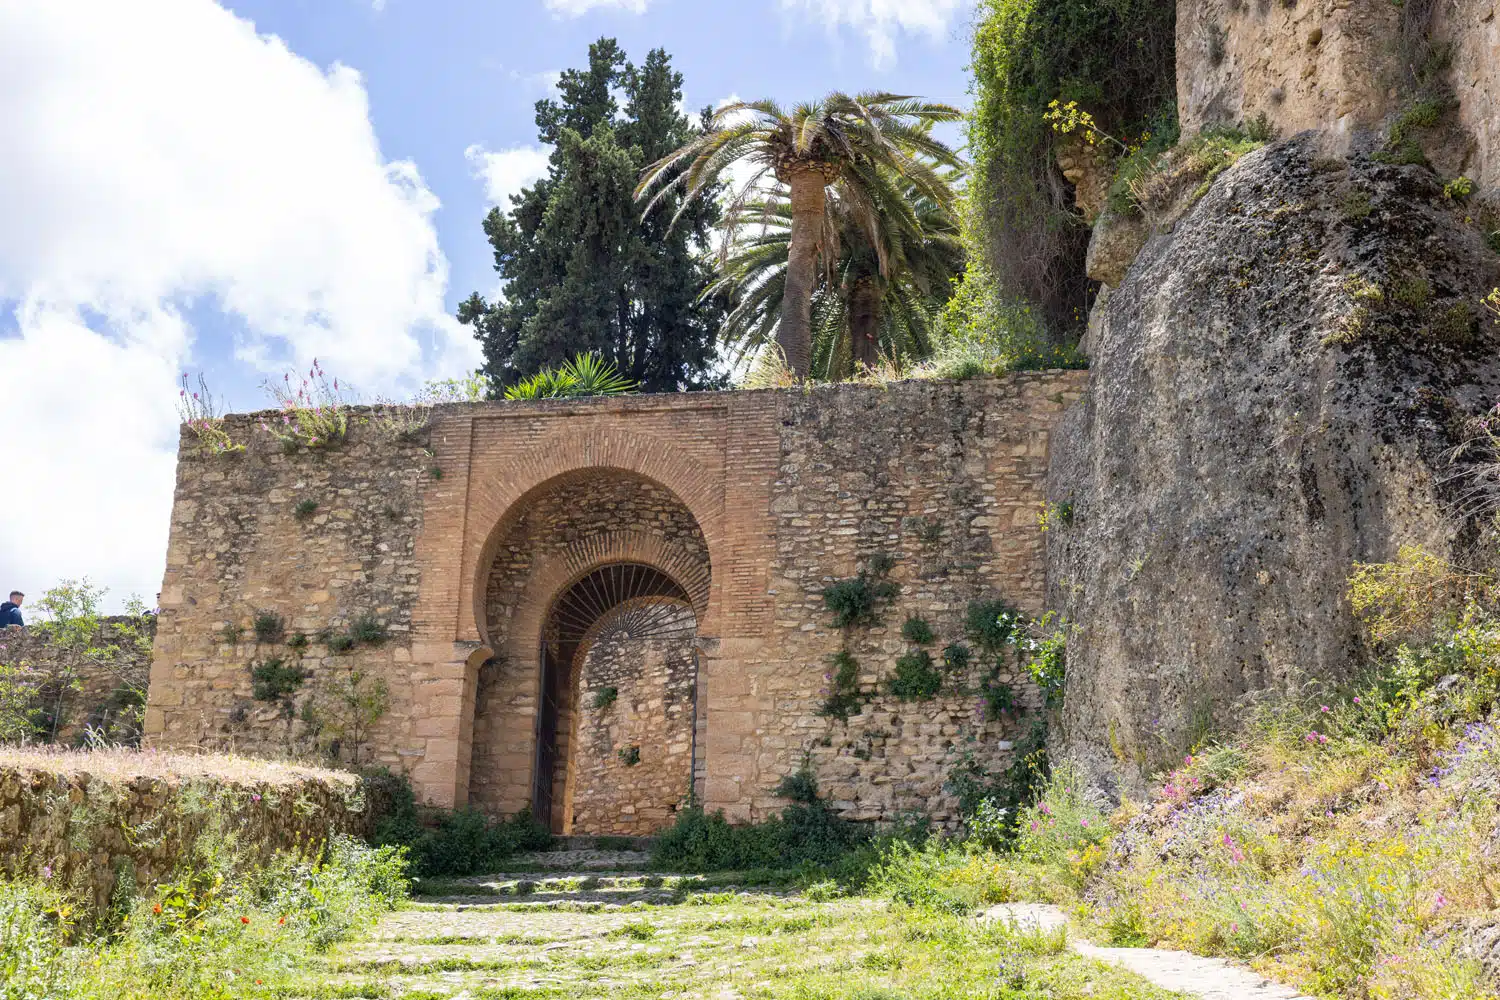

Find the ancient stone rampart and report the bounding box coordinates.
[145,375,1084,830]
[0,615,155,745]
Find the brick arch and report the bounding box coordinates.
[459,428,726,644]
[493,528,711,667]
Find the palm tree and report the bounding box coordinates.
[636,92,962,376]
[706,167,963,380]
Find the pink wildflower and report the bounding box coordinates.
[1320,705,1330,713]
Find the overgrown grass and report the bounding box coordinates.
[1,834,407,1000]
[850,545,1500,999]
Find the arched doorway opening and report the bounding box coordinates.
[535,564,700,833]
[467,468,712,835]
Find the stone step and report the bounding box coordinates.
[542,834,656,853]
[506,848,653,870]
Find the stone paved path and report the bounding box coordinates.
[984,903,1315,1000]
[297,848,1323,999]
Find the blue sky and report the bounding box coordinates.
[227,0,976,384]
[0,0,975,609]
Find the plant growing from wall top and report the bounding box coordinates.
[822,552,899,629]
[503,353,639,400]
[176,373,244,457]
[260,359,353,450]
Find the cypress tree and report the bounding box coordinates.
[458,39,725,394]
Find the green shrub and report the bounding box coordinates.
[774,761,821,804]
[617,745,641,766]
[252,610,285,644]
[294,498,319,520]
[889,649,942,700]
[965,0,1177,334]
[947,720,1051,838]
[942,642,972,672]
[819,649,863,722]
[250,658,307,701]
[1020,612,1068,708]
[965,598,1022,653]
[983,678,1017,719]
[592,686,618,710]
[349,613,387,646]
[368,769,550,878]
[326,632,356,653]
[901,616,935,645]
[286,631,309,651]
[822,555,900,629]
[652,771,870,872]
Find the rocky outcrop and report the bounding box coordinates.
[1178,0,1500,194]
[1048,133,1500,791]
[1177,0,1404,142]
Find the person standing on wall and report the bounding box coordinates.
[0,590,23,629]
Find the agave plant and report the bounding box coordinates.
[503,353,639,401]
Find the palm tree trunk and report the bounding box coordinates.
[849,277,883,371]
[777,168,827,378]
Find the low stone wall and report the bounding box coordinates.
[0,615,155,745]
[0,749,369,914]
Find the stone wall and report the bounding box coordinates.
[0,615,155,745]
[0,749,367,914]
[723,378,1077,824]
[568,617,697,836]
[145,414,430,770]
[146,374,1085,827]
[1178,0,1500,193]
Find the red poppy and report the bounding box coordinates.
[240,916,250,924]
[153,904,162,915]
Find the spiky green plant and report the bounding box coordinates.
[503,353,639,401]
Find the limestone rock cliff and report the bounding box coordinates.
[1048,133,1500,791]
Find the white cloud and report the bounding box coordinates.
[0,0,477,609]
[465,144,553,207]
[779,0,969,67]
[544,0,648,17]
